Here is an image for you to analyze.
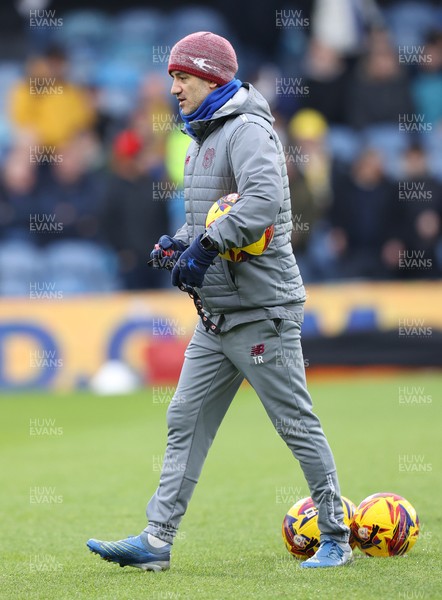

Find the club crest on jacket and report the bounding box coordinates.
[202,147,215,169]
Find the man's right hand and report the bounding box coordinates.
[150,235,188,270]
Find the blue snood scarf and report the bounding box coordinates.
[179,78,243,138]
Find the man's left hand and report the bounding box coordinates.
[171,235,218,288]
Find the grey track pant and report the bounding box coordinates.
[145,318,349,544]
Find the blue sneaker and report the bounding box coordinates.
[300,538,353,568]
[87,533,171,572]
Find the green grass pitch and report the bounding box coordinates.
[1,372,441,599]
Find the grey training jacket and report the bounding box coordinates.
[174,83,306,332]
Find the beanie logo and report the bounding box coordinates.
[202,148,215,169]
[190,57,220,73]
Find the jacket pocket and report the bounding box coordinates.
[221,260,238,292]
[270,318,284,336]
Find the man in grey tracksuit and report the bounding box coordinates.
[87,31,352,570]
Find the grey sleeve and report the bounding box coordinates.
[173,222,190,246]
[207,122,283,253]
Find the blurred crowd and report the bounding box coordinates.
[0,2,442,295]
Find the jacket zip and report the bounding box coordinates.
[188,142,202,241]
[187,122,222,240]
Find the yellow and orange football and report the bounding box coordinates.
[205,193,274,262]
[351,492,419,557]
[282,496,358,559]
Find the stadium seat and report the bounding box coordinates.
[301,312,321,338]
[0,240,43,296]
[346,308,378,333]
[0,115,12,162]
[67,44,101,86]
[428,147,442,182]
[419,132,442,181]
[327,126,361,164]
[93,58,143,117]
[167,7,231,43]
[361,125,411,177]
[44,240,119,294]
[0,62,21,156]
[383,2,437,46]
[50,11,113,84]
[106,40,153,71]
[114,9,166,42]
[275,22,308,78]
[53,10,112,50]
[362,124,410,155]
[0,62,22,109]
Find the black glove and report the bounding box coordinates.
[150,235,188,270]
[171,235,218,288]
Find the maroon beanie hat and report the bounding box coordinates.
[168,31,238,86]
